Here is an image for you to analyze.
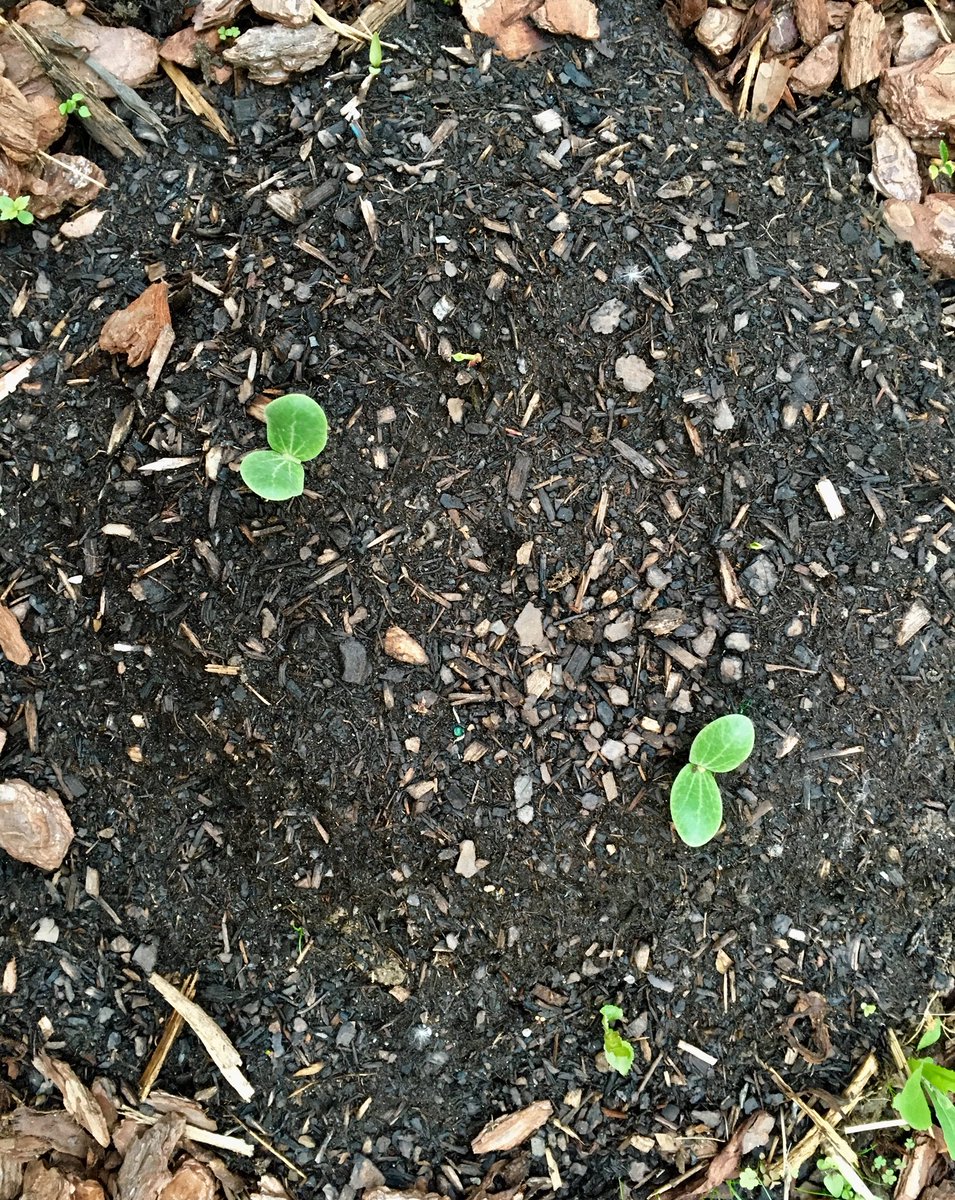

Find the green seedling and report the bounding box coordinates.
[860,1002,877,1017]
[239,392,328,501]
[217,24,240,39]
[669,714,755,846]
[600,1004,634,1077]
[59,92,90,118]
[451,350,482,365]
[929,140,954,181]
[0,193,34,225]
[368,31,382,76]
[892,1018,955,1155]
[816,1158,859,1200]
[737,1168,761,1192]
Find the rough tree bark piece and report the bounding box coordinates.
[790,31,842,94]
[840,0,889,89]
[879,45,955,138]
[695,6,744,56]
[222,24,338,83]
[750,59,790,121]
[471,1099,553,1153]
[29,94,67,150]
[157,1160,218,1200]
[531,0,599,39]
[17,0,159,94]
[99,283,172,369]
[251,0,312,26]
[29,154,107,220]
[0,606,30,666]
[793,0,828,47]
[159,27,221,68]
[192,0,248,30]
[383,626,428,666]
[0,779,74,871]
[894,11,943,65]
[0,75,38,164]
[116,1114,185,1200]
[883,193,955,277]
[33,1052,111,1148]
[869,120,921,201]
[460,0,548,57]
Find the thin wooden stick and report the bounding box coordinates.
[140,971,198,1101]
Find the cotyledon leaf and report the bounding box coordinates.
[239,451,305,501]
[689,714,755,774]
[670,764,723,846]
[264,393,328,462]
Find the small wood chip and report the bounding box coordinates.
[0,605,31,666]
[815,477,845,519]
[147,973,254,1103]
[471,1099,553,1154]
[896,600,932,646]
[383,625,428,666]
[34,1051,111,1148]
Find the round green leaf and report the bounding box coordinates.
[239,450,304,501]
[264,393,328,462]
[689,714,755,773]
[670,764,723,846]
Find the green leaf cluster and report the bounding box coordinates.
[600,1004,634,1077]
[930,140,954,181]
[0,193,34,225]
[218,24,240,39]
[892,1020,955,1156]
[239,393,328,501]
[669,714,754,846]
[59,92,90,118]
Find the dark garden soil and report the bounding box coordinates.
[1,0,955,1194]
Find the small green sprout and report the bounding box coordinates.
[737,1167,761,1192]
[59,92,91,118]
[451,351,482,365]
[291,921,307,955]
[892,1018,955,1156]
[0,193,34,225]
[218,25,240,39]
[669,714,755,846]
[817,1158,858,1200]
[239,392,328,501]
[861,1002,877,1017]
[600,1004,634,1077]
[368,31,382,76]
[929,140,954,181]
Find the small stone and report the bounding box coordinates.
[712,398,735,431]
[671,689,693,713]
[692,628,717,658]
[455,839,489,878]
[516,805,534,824]
[600,739,626,763]
[251,0,312,25]
[741,554,778,597]
[607,685,629,706]
[590,298,626,334]
[614,354,655,393]
[340,638,368,684]
[603,615,634,642]
[349,1158,386,1191]
[786,617,804,637]
[725,631,752,652]
[720,656,744,683]
[646,566,672,589]
[514,601,550,651]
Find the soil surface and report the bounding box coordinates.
[2,0,954,1195]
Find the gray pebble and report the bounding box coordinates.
[692,628,717,658]
[741,554,778,597]
[725,631,751,652]
[340,637,368,684]
[720,656,744,683]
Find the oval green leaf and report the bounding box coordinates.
[893,1063,931,1131]
[670,764,723,846]
[239,450,305,501]
[923,1083,955,1157]
[264,393,328,462]
[689,714,755,774]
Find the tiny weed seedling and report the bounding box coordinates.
[816,1157,859,1200]
[217,24,240,39]
[892,1017,955,1155]
[451,350,482,365]
[367,31,382,76]
[59,92,91,118]
[669,714,754,846]
[0,193,34,225]
[600,1004,634,1077]
[239,392,328,501]
[930,140,954,181]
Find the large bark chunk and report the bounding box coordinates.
[251,0,313,25]
[17,1,159,94]
[894,11,942,66]
[790,31,842,95]
[0,75,37,164]
[840,0,888,89]
[460,0,548,57]
[879,44,955,138]
[793,0,828,47]
[883,193,955,277]
[695,6,744,57]
[869,122,921,201]
[531,0,599,39]
[222,23,338,83]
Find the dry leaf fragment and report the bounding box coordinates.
[0,605,31,666]
[669,1112,773,1199]
[783,991,833,1064]
[749,60,790,122]
[0,779,73,871]
[59,209,106,238]
[383,626,429,666]
[99,283,172,369]
[147,973,254,1102]
[471,1099,553,1153]
[33,1052,111,1148]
